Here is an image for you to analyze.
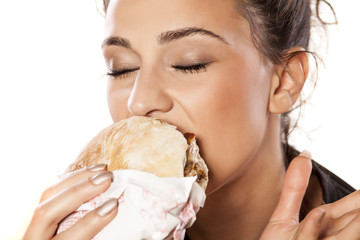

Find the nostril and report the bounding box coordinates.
[127,86,174,117]
[128,97,174,117]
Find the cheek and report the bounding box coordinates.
[180,63,272,191]
[107,80,132,122]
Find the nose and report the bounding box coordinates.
[127,69,173,117]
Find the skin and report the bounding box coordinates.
[22,166,118,240]
[22,0,360,239]
[104,0,294,238]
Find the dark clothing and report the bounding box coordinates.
[185,149,356,240]
[312,160,355,204]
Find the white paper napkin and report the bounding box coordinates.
[57,169,206,240]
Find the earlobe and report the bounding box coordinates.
[269,47,309,114]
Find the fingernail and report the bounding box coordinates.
[299,150,312,159]
[96,198,118,216]
[89,171,113,185]
[89,164,107,172]
[317,209,326,224]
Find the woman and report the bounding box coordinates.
[23,0,360,239]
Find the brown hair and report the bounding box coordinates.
[100,0,336,158]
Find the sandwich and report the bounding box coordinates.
[65,116,208,190]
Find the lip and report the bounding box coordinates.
[155,117,188,134]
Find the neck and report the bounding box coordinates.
[187,115,286,240]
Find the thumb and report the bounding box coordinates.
[269,150,312,223]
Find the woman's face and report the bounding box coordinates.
[103,0,275,193]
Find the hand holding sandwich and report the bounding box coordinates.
[23,116,207,240]
[22,165,118,240]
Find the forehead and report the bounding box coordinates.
[106,0,239,21]
[104,0,248,45]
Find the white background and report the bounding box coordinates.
[0,1,359,239]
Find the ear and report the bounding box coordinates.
[269,47,309,114]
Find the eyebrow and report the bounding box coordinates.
[157,27,229,45]
[101,37,132,49]
[101,27,229,49]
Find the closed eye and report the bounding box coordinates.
[107,67,140,79]
[172,62,210,74]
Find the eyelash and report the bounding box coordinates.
[172,62,210,74]
[107,62,210,78]
[107,68,140,79]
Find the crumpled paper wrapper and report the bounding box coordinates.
[57,169,206,240]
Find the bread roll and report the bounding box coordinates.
[66,116,208,190]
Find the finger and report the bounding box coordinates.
[40,164,107,203]
[54,198,118,240]
[324,190,360,218]
[296,207,326,240]
[321,208,360,237]
[330,212,360,239]
[26,171,113,240]
[269,150,312,223]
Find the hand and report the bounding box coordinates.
[22,164,118,240]
[259,151,360,240]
